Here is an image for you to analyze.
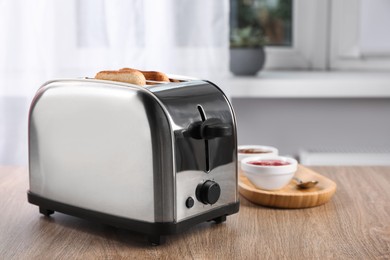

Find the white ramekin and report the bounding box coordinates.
[238,145,278,174]
[241,156,298,191]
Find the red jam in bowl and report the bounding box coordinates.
[238,148,272,154]
[248,160,290,166]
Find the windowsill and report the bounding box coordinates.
[219,70,390,98]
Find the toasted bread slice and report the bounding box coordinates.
[169,78,181,82]
[120,68,169,83]
[95,70,146,86]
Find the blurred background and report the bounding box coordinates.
[1,0,390,166]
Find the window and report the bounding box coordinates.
[230,0,390,71]
[330,0,390,70]
[230,0,329,70]
[230,0,293,47]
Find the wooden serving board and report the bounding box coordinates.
[239,165,337,209]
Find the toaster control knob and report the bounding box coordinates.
[196,180,221,205]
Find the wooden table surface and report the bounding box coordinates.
[1,166,389,259]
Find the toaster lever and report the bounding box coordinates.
[183,119,232,140]
[201,118,232,140]
[183,121,203,139]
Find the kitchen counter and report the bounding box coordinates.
[1,166,389,259]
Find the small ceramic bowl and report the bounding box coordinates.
[241,156,298,191]
[238,145,278,170]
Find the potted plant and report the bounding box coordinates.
[230,0,267,75]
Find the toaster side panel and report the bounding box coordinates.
[148,81,238,222]
[28,81,174,223]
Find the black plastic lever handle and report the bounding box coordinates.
[183,118,232,140]
[201,118,232,140]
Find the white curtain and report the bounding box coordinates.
[0,0,230,165]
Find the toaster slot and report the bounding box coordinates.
[186,105,233,172]
[176,109,233,173]
[197,105,210,172]
[179,105,233,173]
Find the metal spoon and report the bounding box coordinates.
[293,177,318,189]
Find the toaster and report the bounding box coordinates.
[27,77,239,244]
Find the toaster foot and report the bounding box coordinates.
[148,235,166,246]
[212,215,226,224]
[39,207,54,217]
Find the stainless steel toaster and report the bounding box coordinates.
[28,77,239,244]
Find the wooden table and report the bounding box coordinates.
[1,166,389,259]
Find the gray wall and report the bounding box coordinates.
[232,98,390,158]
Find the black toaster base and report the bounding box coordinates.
[27,191,239,245]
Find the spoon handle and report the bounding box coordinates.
[293,176,303,184]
